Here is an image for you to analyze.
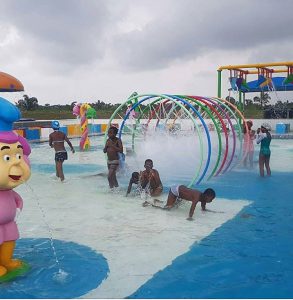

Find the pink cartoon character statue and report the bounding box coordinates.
[0,97,31,277]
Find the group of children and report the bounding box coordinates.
[243,120,272,177]
[48,120,271,219]
[126,159,163,198]
[104,126,216,220]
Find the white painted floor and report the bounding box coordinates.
[22,136,293,297]
[16,169,249,298]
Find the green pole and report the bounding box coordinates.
[238,91,242,110]
[239,91,243,124]
[217,70,222,98]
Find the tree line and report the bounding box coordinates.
[226,92,293,118]
[15,95,122,111]
[16,93,293,119]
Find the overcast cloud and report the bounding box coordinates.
[0,0,292,104]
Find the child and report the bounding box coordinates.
[126,172,140,197]
[103,126,123,189]
[140,159,163,197]
[49,120,75,182]
[162,185,216,220]
[243,120,255,169]
[256,124,271,177]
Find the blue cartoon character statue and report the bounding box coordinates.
[0,97,31,278]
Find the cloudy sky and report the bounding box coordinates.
[1,0,292,105]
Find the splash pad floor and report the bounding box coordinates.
[1,138,293,298]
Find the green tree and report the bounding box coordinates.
[16,95,39,111]
[253,92,270,108]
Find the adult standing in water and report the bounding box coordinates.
[49,120,75,182]
[256,124,271,177]
[103,126,123,190]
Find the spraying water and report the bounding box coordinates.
[123,129,214,186]
[24,182,69,282]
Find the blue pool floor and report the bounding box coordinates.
[1,139,292,298]
[129,170,293,298]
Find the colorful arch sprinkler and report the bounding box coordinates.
[104,94,248,187]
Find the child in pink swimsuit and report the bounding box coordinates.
[243,120,255,169]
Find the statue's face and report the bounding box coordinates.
[0,141,31,190]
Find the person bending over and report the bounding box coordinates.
[164,185,216,220]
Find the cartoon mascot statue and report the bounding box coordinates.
[0,97,31,277]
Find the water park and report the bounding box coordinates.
[0,61,293,299]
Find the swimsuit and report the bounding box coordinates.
[107,160,119,169]
[107,160,119,165]
[257,133,271,157]
[260,137,271,156]
[170,185,180,197]
[55,151,68,161]
[51,136,67,161]
[106,139,122,168]
[168,186,183,208]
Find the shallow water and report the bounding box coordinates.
[0,136,292,298]
[130,140,293,299]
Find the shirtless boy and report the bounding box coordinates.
[140,159,163,197]
[103,126,123,189]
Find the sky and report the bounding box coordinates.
[1,0,293,105]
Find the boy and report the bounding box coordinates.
[103,126,123,189]
[163,185,216,220]
[126,172,140,197]
[140,159,163,197]
[49,120,75,182]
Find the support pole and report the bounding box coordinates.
[238,91,243,124]
[217,70,222,98]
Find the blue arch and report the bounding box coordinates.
[118,94,212,185]
[165,94,211,184]
[201,97,237,174]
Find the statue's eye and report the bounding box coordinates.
[3,155,10,162]
[16,154,22,160]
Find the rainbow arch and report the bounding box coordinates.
[105,94,249,187]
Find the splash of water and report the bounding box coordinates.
[53,269,71,284]
[125,132,206,186]
[24,182,68,278]
[123,126,240,186]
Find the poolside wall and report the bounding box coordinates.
[12,119,122,141]
[12,118,293,142]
